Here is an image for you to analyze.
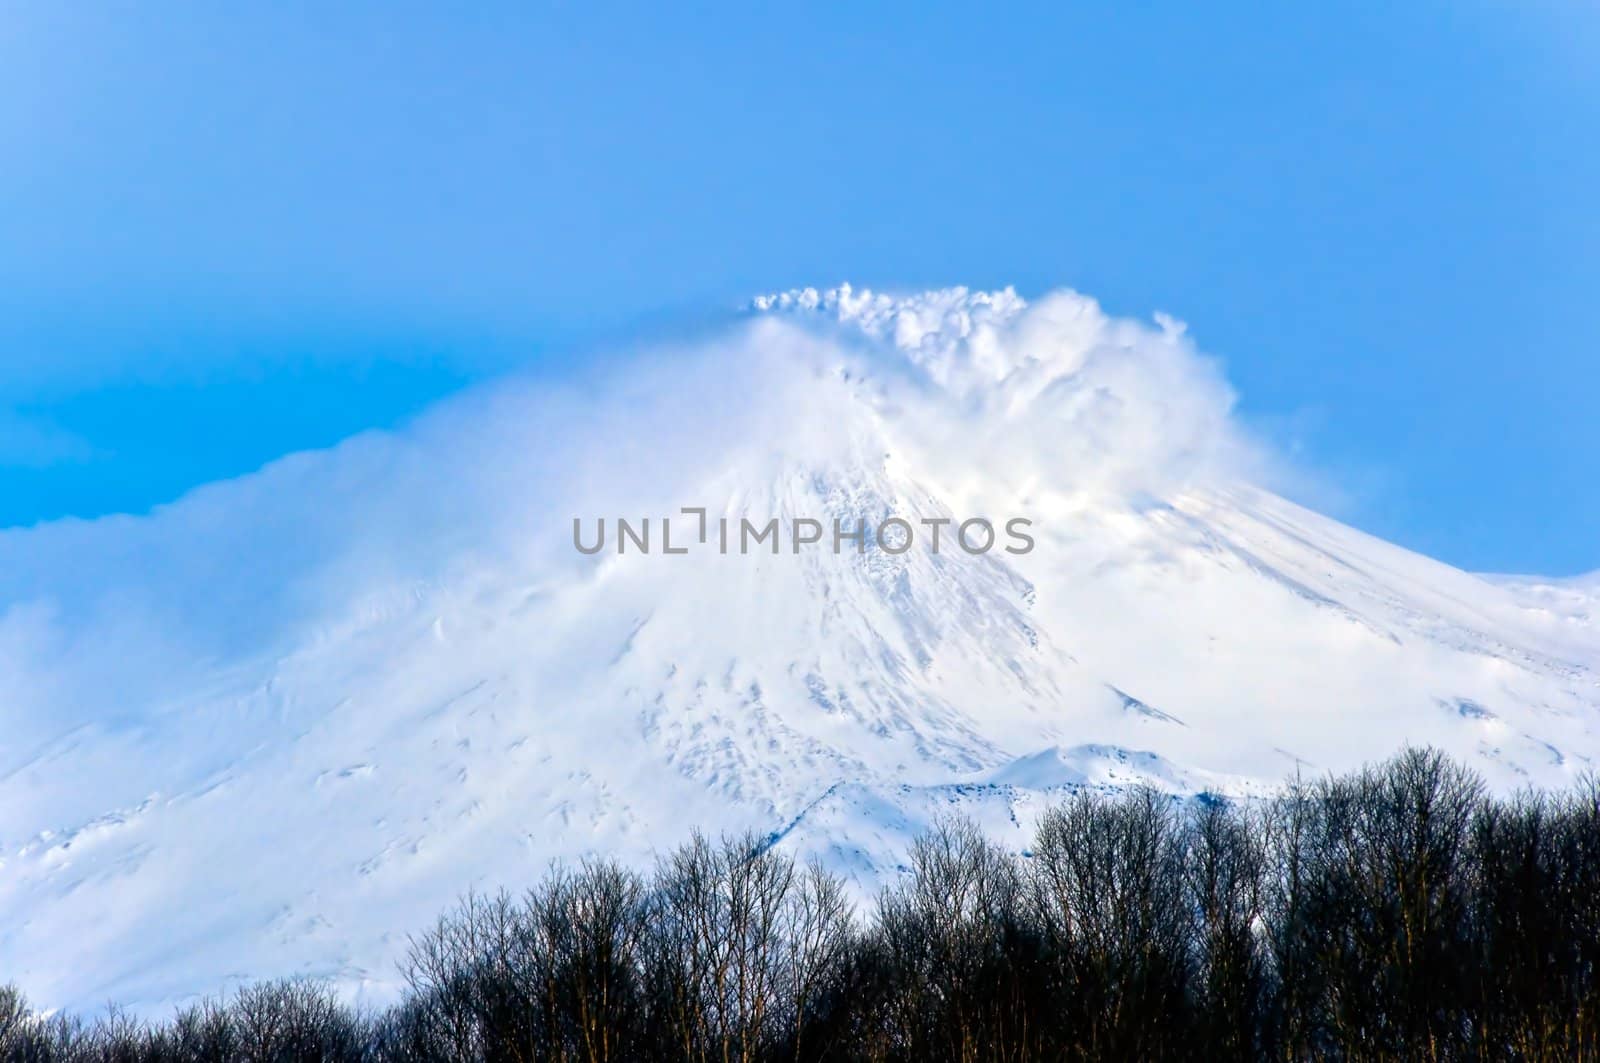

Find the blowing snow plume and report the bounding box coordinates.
[1,285,1597,1011]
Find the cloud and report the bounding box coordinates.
[753,284,1274,504]
[0,285,1282,749]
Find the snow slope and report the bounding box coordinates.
[1,285,1596,1012]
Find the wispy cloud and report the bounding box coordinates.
[0,408,95,468]
[0,285,1284,745]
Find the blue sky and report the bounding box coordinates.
[2,2,1596,574]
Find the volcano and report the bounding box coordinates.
[2,285,1596,1011]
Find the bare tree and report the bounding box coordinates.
[1029,787,1190,1060]
[866,816,1035,1063]
[1184,796,1266,1059]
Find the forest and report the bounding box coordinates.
[3,747,1597,1061]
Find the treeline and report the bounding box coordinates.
[4,747,1599,1061]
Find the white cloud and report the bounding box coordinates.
[753,284,1274,504]
[0,284,1276,747]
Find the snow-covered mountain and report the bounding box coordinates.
[1,286,1596,1012]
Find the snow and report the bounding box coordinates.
[0,285,1595,1013]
